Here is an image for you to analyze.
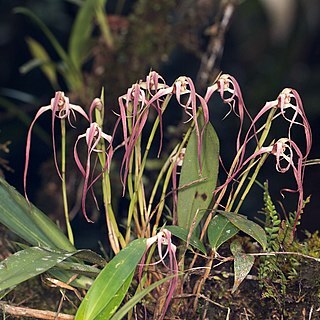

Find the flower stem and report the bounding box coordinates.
[226,106,277,212]
[60,119,74,244]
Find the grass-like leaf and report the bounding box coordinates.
[0,177,75,252]
[110,275,176,320]
[177,113,219,229]
[14,7,83,90]
[75,239,147,320]
[69,0,107,68]
[25,37,58,88]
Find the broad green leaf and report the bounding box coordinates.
[25,37,58,88]
[95,273,134,320]
[230,240,255,293]
[0,247,77,291]
[208,214,239,251]
[177,113,219,229]
[69,0,107,68]
[110,275,176,320]
[165,225,206,254]
[75,239,147,320]
[220,211,267,250]
[0,178,75,252]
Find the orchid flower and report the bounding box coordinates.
[24,91,89,201]
[215,136,305,231]
[267,138,304,230]
[173,76,209,171]
[244,88,312,162]
[205,74,257,174]
[118,83,148,188]
[74,122,112,222]
[139,229,179,319]
[118,73,210,191]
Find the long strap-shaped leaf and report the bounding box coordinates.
[75,239,147,320]
[0,178,75,252]
[0,247,76,291]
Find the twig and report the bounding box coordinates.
[248,251,320,262]
[0,301,74,320]
[196,0,237,88]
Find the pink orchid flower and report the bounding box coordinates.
[205,74,257,173]
[74,122,112,222]
[215,136,305,231]
[24,91,89,201]
[243,88,312,163]
[139,229,179,319]
[173,76,209,171]
[118,83,148,188]
[118,73,210,194]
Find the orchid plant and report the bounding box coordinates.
[0,70,313,319]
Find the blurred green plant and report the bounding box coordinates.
[15,0,110,96]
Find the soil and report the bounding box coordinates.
[1,226,320,320]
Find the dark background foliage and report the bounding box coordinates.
[0,0,319,239]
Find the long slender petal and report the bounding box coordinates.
[24,105,51,201]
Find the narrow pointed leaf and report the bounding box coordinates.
[0,247,77,291]
[230,240,254,293]
[69,0,107,68]
[110,275,176,320]
[25,37,58,88]
[220,211,267,250]
[14,8,69,64]
[56,261,101,276]
[75,239,147,320]
[177,113,219,229]
[208,214,239,250]
[14,7,82,90]
[0,178,75,252]
[165,225,206,254]
[72,249,106,267]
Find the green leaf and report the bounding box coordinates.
[14,8,69,64]
[208,214,239,251]
[14,7,83,90]
[69,0,107,68]
[220,211,267,250]
[230,240,254,293]
[0,247,77,291]
[110,275,176,320]
[0,178,75,252]
[49,268,93,290]
[95,273,134,320]
[56,261,101,277]
[25,37,58,88]
[75,239,147,320]
[177,113,219,229]
[72,249,106,267]
[165,225,206,254]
